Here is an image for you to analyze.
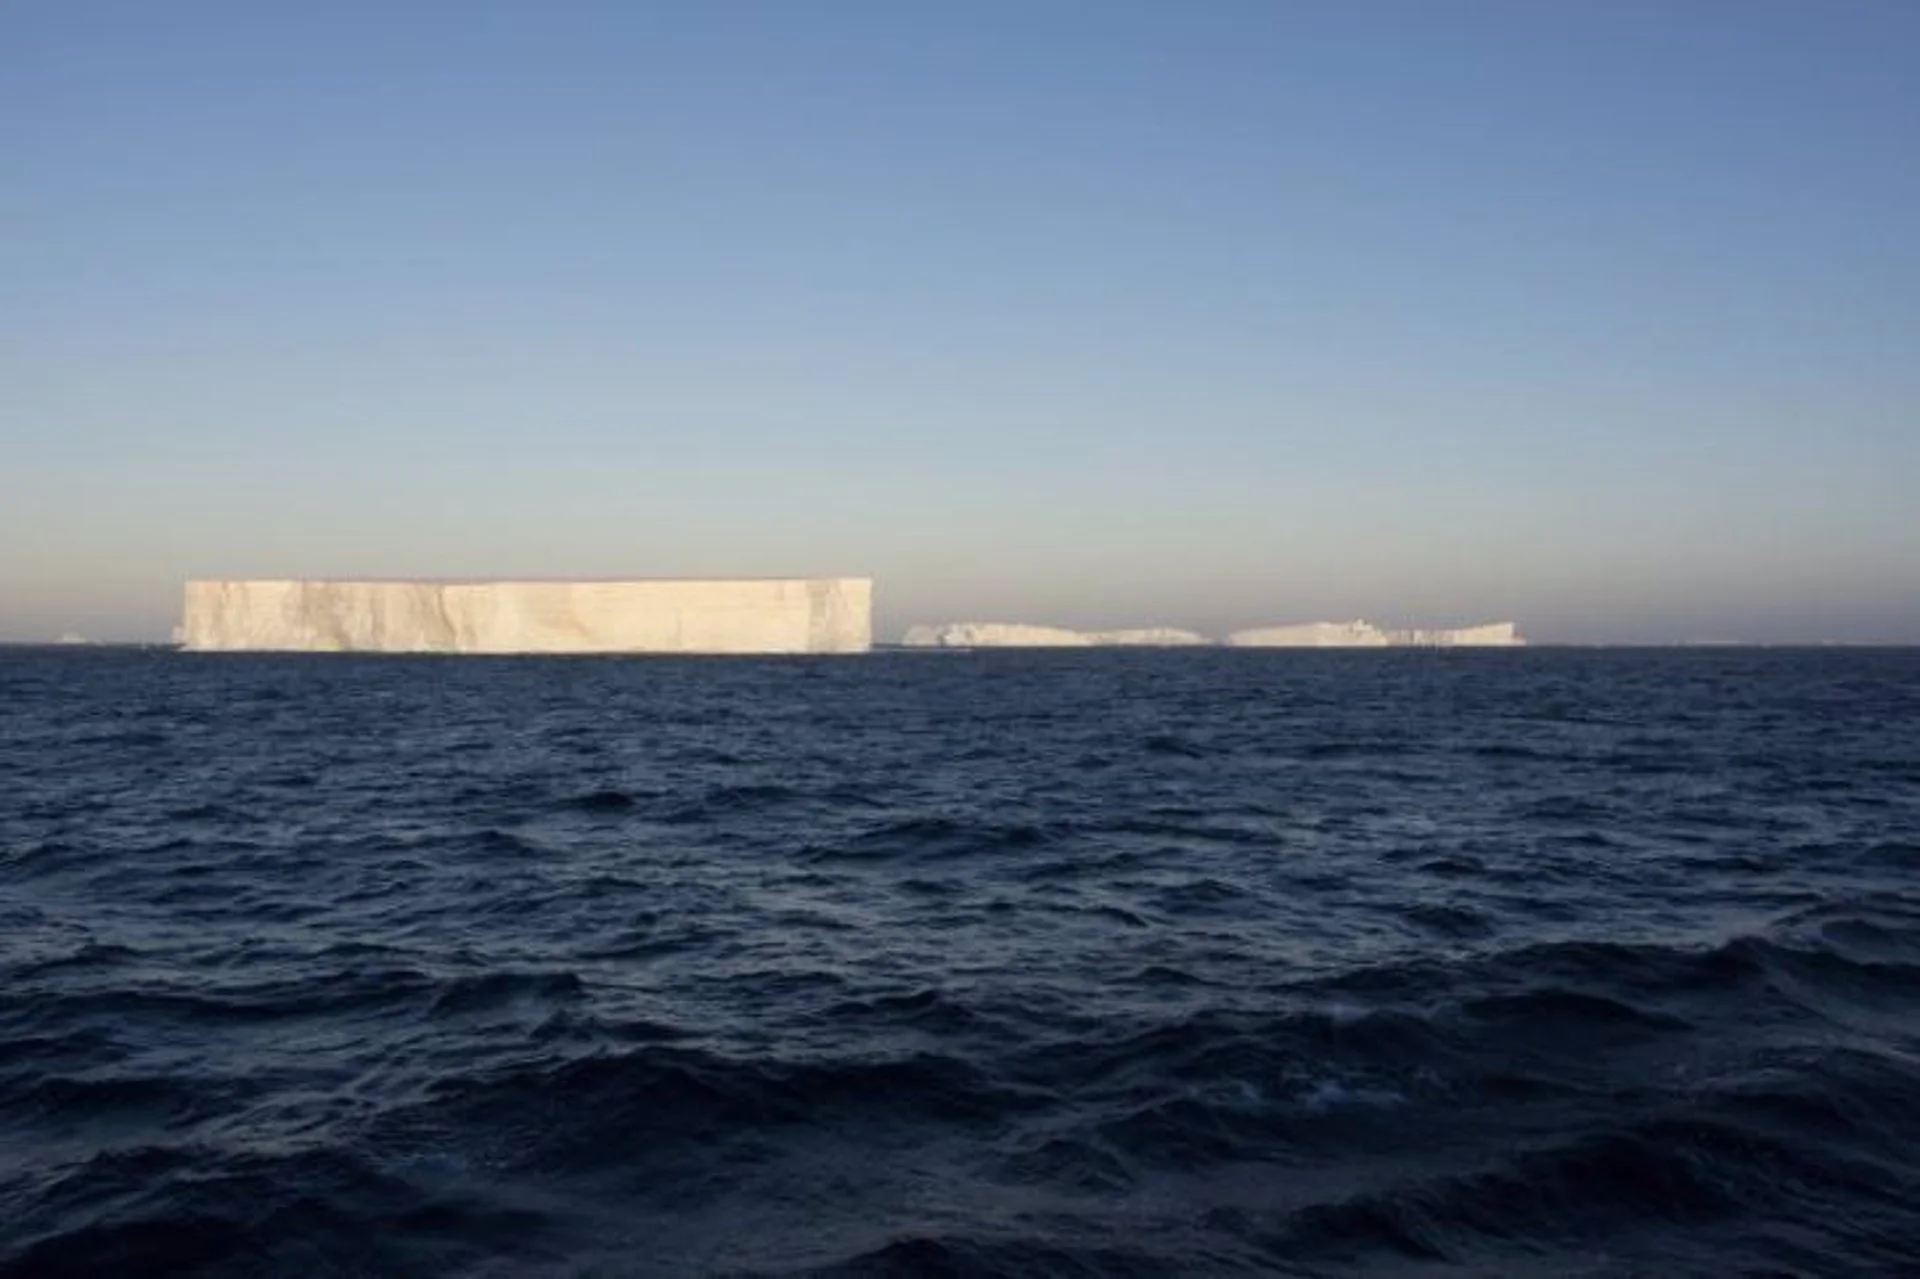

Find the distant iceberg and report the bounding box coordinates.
[1391,621,1525,648]
[901,619,1524,649]
[901,623,1211,648]
[1227,620,1524,648]
[1084,627,1213,647]
[1225,620,1389,648]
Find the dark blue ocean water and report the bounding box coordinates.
[3,648,1919,1277]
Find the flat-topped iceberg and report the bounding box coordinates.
[901,623,1211,648]
[181,579,873,654]
[1226,620,1390,648]
[1227,620,1523,648]
[1084,627,1213,646]
[901,619,1525,648]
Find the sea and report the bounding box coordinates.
[3,646,1918,1277]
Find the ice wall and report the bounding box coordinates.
[1085,628,1212,646]
[180,579,873,654]
[1227,619,1524,648]
[901,623,1212,648]
[1225,621,1392,648]
[902,623,1092,648]
[904,619,1523,648]
[1389,621,1524,647]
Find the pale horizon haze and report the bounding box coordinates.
[4,2,1916,645]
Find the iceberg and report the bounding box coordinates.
[1083,627,1213,646]
[1227,620,1524,648]
[901,622,1092,648]
[900,623,1211,648]
[1225,620,1392,648]
[900,619,1526,649]
[180,579,873,654]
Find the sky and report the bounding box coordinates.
[3,1,1916,644]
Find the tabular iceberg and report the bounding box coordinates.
[1224,621,1390,648]
[901,623,1212,648]
[1226,620,1524,648]
[901,619,1525,648]
[180,579,873,654]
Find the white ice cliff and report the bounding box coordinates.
[901,623,1212,648]
[1226,620,1524,648]
[902,619,1525,648]
[180,579,873,654]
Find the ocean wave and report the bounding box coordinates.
[4,646,1919,1274]
[1,1145,555,1278]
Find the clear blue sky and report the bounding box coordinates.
[4,0,1916,643]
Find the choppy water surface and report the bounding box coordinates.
[4,648,1920,1276]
